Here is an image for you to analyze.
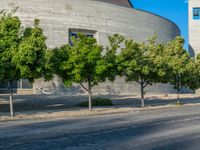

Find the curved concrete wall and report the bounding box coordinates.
[0,0,180,95]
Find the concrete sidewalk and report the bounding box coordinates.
[1,94,200,121]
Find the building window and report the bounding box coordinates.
[69,29,97,45]
[193,8,200,20]
[0,79,32,91]
[18,79,33,89]
[0,81,17,89]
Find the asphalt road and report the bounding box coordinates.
[1,105,200,150]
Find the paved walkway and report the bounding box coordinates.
[0,94,200,111]
[0,94,200,121]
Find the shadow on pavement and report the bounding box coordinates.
[0,94,200,113]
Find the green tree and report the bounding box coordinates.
[13,19,48,82]
[183,58,200,91]
[50,45,71,82]
[53,33,107,111]
[0,12,49,116]
[182,55,200,93]
[104,34,125,81]
[163,37,191,99]
[0,13,21,117]
[118,37,164,107]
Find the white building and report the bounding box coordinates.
[189,0,200,57]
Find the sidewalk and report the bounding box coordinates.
[0,94,200,121]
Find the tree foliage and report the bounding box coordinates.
[117,36,165,107]
[53,33,107,110]
[0,13,21,116]
[104,34,124,81]
[0,12,48,116]
[163,37,192,98]
[0,13,21,82]
[13,19,48,82]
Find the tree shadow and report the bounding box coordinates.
[151,132,200,150]
[112,95,200,107]
[0,94,200,114]
[0,94,88,113]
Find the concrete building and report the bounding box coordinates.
[0,0,180,95]
[189,0,200,57]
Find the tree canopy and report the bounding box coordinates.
[13,19,48,82]
[0,13,21,83]
[0,12,48,116]
[52,33,107,110]
[162,37,192,98]
[117,36,165,107]
[104,34,125,81]
[0,13,21,116]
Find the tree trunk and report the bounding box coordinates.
[88,82,92,111]
[141,82,145,108]
[176,86,181,105]
[177,88,180,100]
[8,81,14,117]
[176,74,181,100]
[80,82,92,111]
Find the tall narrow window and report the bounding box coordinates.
[193,8,200,20]
[17,79,33,89]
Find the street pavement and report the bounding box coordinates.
[1,105,200,150]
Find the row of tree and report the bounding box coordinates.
[1,13,200,116]
[52,34,199,109]
[0,12,50,116]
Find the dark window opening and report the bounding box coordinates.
[0,79,33,91]
[0,81,17,89]
[193,8,200,20]
[69,29,97,46]
[19,79,33,89]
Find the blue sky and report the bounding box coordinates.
[130,0,188,49]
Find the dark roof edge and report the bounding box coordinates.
[128,0,134,8]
